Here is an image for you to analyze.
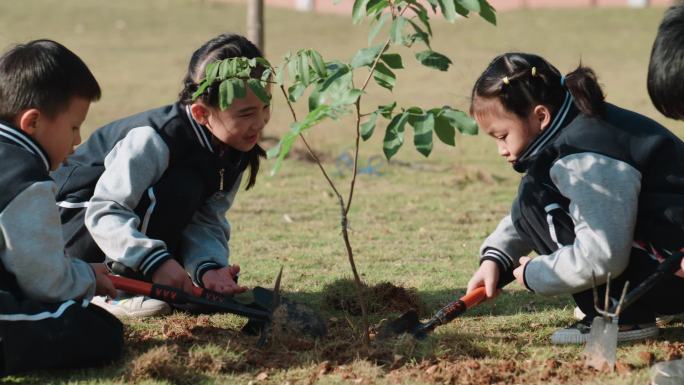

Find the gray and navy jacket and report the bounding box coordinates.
[51,103,248,285]
[0,122,96,302]
[479,92,684,296]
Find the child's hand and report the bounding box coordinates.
[466,260,500,298]
[151,259,196,294]
[513,256,531,287]
[202,265,247,295]
[89,263,117,298]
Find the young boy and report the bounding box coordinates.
[0,39,123,375]
[648,4,684,122]
[644,5,684,327]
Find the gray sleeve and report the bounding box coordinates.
[523,152,641,296]
[0,181,95,302]
[84,126,173,278]
[180,173,243,286]
[479,214,532,273]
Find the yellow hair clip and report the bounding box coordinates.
[502,76,510,85]
[531,67,537,77]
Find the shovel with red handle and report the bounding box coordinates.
[383,272,515,339]
[108,275,272,321]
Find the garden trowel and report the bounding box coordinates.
[382,271,514,339]
[583,251,684,371]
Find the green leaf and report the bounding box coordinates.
[478,0,497,25]
[424,0,439,12]
[218,79,234,110]
[308,85,324,112]
[437,0,458,22]
[390,16,406,45]
[287,57,298,82]
[368,12,390,45]
[275,62,285,86]
[231,78,246,99]
[255,57,272,68]
[378,101,396,119]
[360,112,378,141]
[380,53,403,69]
[432,110,456,146]
[351,45,384,69]
[457,0,480,12]
[298,52,311,86]
[247,78,271,104]
[268,132,297,175]
[288,83,306,102]
[407,20,431,47]
[291,105,331,135]
[352,0,370,24]
[410,113,434,157]
[320,64,350,92]
[219,59,231,79]
[192,81,210,101]
[415,50,452,71]
[442,108,478,135]
[373,62,396,91]
[383,112,409,160]
[366,0,388,18]
[205,61,220,84]
[309,50,327,78]
[337,88,363,105]
[411,2,433,36]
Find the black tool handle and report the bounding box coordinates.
[615,250,684,312]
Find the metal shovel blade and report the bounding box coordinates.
[583,316,618,371]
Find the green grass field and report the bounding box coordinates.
[2,1,684,384]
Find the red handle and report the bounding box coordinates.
[460,286,488,309]
[108,275,153,296]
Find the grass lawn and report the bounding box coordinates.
[2,0,684,384]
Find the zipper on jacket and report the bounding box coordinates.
[219,168,225,191]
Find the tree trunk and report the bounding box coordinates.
[247,0,264,52]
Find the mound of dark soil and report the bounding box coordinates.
[322,278,426,316]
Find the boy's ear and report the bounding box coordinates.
[17,109,41,135]
[190,103,210,125]
[533,105,552,131]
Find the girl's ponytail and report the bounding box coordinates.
[470,53,606,120]
[563,65,605,116]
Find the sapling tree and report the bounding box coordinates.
[193,0,496,345]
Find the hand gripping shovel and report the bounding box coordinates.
[583,251,684,371]
[107,267,326,345]
[383,272,514,339]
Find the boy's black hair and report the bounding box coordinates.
[0,39,101,122]
[179,33,266,191]
[470,52,605,119]
[648,5,684,120]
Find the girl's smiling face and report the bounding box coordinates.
[191,85,271,152]
[472,96,551,164]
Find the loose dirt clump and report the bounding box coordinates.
[128,345,189,384]
[322,279,426,316]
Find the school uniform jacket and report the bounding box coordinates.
[51,103,247,285]
[0,122,96,302]
[479,92,684,296]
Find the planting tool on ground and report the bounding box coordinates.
[107,266,327,342]
[583,250,684,371]
[382,272,515,339]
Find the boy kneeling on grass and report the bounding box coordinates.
[0,39,123,375]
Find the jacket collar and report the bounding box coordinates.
[0,121,51,171]
[182,104,249,168]
[184,104,215,154]
[513,91,578,173]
